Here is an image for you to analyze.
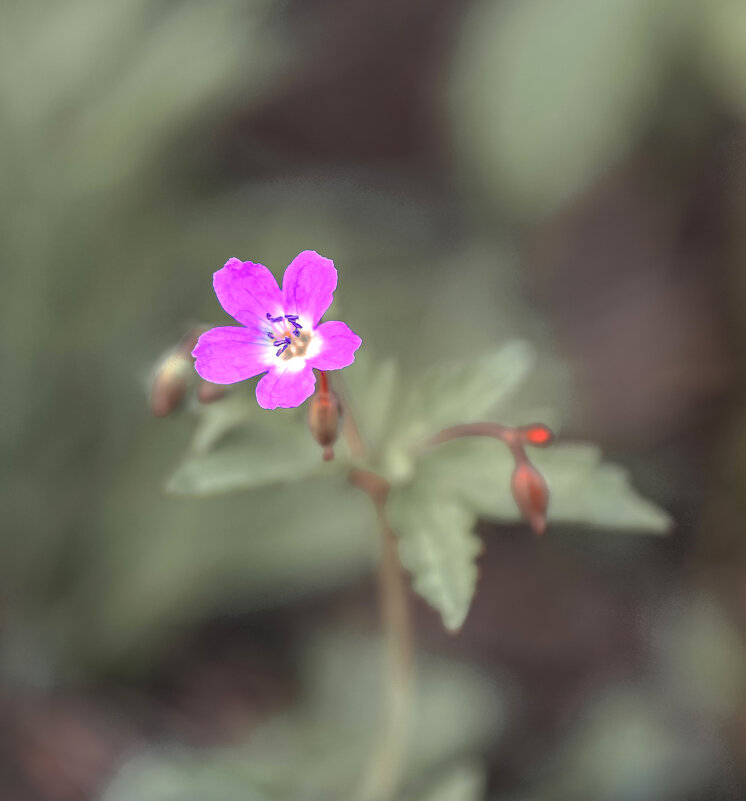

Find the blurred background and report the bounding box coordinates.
[2,0,746,799]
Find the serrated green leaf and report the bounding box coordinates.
[343,351,400,451]
[381,342,534,482]
[388,484,481,631]
[411,438,671,532]
[532,445,671,531]
[167,402,326,496]
[387,436,669,630]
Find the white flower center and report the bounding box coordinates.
[264,312,319,364]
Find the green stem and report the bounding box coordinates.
[359,481,414,801]
[338,369,414,801]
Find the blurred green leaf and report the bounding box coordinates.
[697,0,746,116]
[380,342,534,482]
[503,689,718,801]
[2,0,284,194]
[343,351,400,453]
[532,444,672,531]
[87,477,376,666]
[449,0,684,217]
[102,631,502,801]
[656,593,746,717]
[388,484,481,631]
[412,761,486,801]
[167,395,330,496]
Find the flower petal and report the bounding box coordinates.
[256,363,316,409]
[282,250,338,327]
[192,326,272,384]
[213,257,283,327]
[308,321,362,370]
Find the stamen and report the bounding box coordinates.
[285,315,303,336]
[276,339,291,356]
[266,312,284,324]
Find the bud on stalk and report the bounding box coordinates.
[196,380,228,405]
[307,372,342,461]
[150,326,210,417]
[150,352,193,417]
[511,457,550,536]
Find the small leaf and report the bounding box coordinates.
[382,342,534,481]
[342,352,399,451]
[414,438,671,532]
[167,401,326,496]
[190,393,256,454]
[387,483,481,631]
[388,437,669,630]
[533,445,672,531]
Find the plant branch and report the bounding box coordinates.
[341,377,413,801]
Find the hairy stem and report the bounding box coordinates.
[364,501,414,801]
[348,468,414,801]
[338,372,414,801]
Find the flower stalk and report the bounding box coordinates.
[428,421,554,535]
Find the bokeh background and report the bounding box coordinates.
[2,0,746,799]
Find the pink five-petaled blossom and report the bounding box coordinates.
[192,251,362,409]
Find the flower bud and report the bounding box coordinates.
[511,458,550,535]
[150,351,193,417]
[307,386,342,461]
[196,380,228,405]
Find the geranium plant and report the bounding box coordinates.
[151,249,670,801]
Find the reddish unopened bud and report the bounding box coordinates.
[197,380,228,405]
[517,423,554,448]
[150,352,193,417]
[307,373,342,461]
[511,458,550,536]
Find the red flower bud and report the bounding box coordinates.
[511,458,550,535]
[307,373,342,461]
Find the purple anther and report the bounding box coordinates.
[276,341,290,356]
[286,315,303,335]
[266,312,285,323]
[266,331,274,339]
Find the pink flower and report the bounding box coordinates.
[192,251,362,409]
